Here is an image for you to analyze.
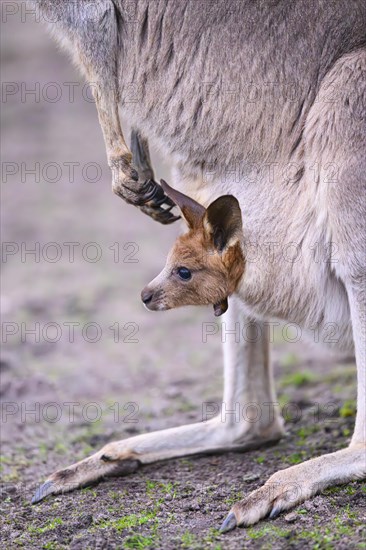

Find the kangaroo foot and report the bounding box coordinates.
[220,445,366,532]
[32,418,284,504]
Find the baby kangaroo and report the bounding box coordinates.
[141,180,245,317]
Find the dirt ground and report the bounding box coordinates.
[1,9,365,550]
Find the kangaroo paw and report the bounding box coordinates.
[110,158,180,224]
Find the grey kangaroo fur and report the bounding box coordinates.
[33,0,365,530]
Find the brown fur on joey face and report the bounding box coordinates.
[141,182,244,316]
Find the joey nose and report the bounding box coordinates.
[141,288,153,305]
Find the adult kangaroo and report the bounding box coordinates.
[33,0,366,530]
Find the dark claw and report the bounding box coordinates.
[117,178,180,224]
[269,506,281,519]
[219,512,237,533]
[139,179,165,204]
[120,180,155,206]
[31,481,54,504]
[129,179,175,207]
[139,203,181,225]
[135,179,180,224]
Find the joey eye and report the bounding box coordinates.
[177,267,192,281]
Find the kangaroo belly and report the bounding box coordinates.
[237,259,353,353]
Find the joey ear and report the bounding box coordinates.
[160,179,205,229]
[204,195,242,251]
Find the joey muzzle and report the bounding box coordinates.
[214,298,228,317]
[141,288,153,306]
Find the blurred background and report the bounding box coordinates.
[1,4,361,549]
